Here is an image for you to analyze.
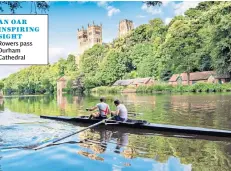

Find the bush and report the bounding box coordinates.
[91,82,231,94]
[91,86,124,93]
[136,82,231,93]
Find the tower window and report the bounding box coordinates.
[95,31,100,35]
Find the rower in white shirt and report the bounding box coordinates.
[111,99,128,122]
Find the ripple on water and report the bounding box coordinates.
[0,111,81,149]
[1,97,231,171]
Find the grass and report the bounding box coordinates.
[136,82,231,93]
[90,82,231,94]
[91,86,125,93]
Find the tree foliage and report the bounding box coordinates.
[2,2,231,93]
[0,81,4,90]
[2,54,78,95]
[0,1,49,14]
[144,1,162,7]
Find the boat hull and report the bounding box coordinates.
[40,115,231,139]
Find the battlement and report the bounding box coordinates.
[77,25,87,32]
[77,21,102,56]
[77,21,102,31]
[118,19,134,38]
[87,21,102,28]
[119,19,133,24]
[76,20,134,65]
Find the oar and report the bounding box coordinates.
[33,116,114,150]
[1,141,83,151]
[128,112,143,115]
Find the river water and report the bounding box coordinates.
[1,93,231,171]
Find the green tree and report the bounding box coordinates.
[144,1,162,7]
[0,1,49,14]
[2,2,231,92]
[209,3,231,77]
[0,81,4,90]
[159,18,201,84]
[80,44,108,75]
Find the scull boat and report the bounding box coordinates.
[40,115,231,140]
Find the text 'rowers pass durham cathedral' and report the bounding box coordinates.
[75,19,134,65]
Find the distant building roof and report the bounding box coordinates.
[169,71,230,82]
[113,77,153,86]
[113,79,134,86]
[131,77,152,85]
[214,73,230,79]
[169,74,179,82]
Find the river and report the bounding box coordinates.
[0,93,231,171]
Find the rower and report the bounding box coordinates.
[86,97,110,120]
[111,99,128,122]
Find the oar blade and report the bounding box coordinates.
[33,142,53,150]
[34,116,114,150]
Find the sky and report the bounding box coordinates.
[0,1,202,79]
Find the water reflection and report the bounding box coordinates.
[0,98,4,112]
[0,156,2,171]
[74,127,231,171]
[78,129,135,161]
[1,109,231,170]
[114,132,129,154]
[57,94,67,115]
[3,93,231,130]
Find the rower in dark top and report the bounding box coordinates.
[111,99,128,122]
[86,97,110,120]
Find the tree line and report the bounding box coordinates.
[1,1,231,94]
[78,1,231,90]
[1,55,78,95]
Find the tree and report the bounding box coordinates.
[1,53,78,95]
[97,50,128,85]
[144,1,162,7]
[73,73,85,93]
[209,4,231,77]
[80,44,108,75]
[159,18,202,84]
[0,81,4,90]
[0,1,49,14]
[65,79,73,93]
[65,54,78,78]
[2,2,231,92]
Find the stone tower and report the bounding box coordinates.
[118,19,134,38]
[76,21,103,64]
[87,22,102,47]
[77,26,88,55]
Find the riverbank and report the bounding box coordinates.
[3,94,47,98]
[90,83,231,94]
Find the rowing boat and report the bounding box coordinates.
[40,115,231,139]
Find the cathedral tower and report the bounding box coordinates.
[77,26,88,55]
[87,21,102,47]
[76,22,103,65]
[118,19,134,38]
[77,21,102,56]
